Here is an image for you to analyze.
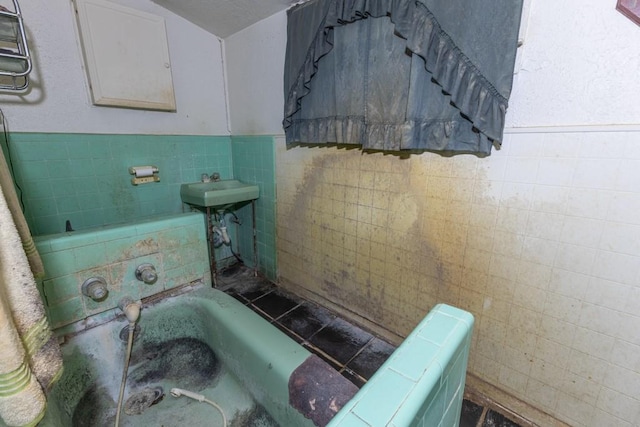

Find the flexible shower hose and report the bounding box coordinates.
[170,387,227,427]
[114,322,135,427]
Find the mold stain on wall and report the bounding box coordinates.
[276,136,640,427]
[276,145,495,340]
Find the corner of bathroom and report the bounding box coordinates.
[1,0,639,426]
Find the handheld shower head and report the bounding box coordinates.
[170,388,205,402]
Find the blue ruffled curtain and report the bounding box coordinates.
[283,0,523,156]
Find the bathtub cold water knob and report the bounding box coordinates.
[81,277,109,301]
[135,263,158,285]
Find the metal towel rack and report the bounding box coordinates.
[0,0,31,91]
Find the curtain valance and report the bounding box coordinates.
[283,0,523,156]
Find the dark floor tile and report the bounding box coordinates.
[218,266,275,301]
[227,291,249,304]
[272,321,304,344]
[219,262,244,278]
[460,399,484,427]
[302,344,342,371]
[251,305,275,322]
[241,287,274,302]
[277,302,335,340]
[224,276,275,301]
[483,409,521,427]
[308,318,373,365]
[340,368,366,388]
[252,291,300,319]
[346,337,396,379]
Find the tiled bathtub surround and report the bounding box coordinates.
[231,136,277,281]
[6,132,278,291]
[35,213,210,329]
[7,133,232,235]
[220,267,475,426]
[329,304,474,427]
[276,131,640,427]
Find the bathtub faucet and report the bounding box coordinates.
[118,297,141,324]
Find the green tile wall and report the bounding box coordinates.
[231,136,277,281]
[328,304,474,427]
[35,213,210,329]
[5,132,281,328]
[6,133,232,235]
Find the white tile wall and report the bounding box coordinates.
[276,130,640,426]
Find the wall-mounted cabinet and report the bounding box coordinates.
[74,0,176,111]
[0,0,31,91]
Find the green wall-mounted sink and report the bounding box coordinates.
[180,180,259,207]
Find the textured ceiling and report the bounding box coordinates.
[152,0,297,38]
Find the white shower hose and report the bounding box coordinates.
[114,322,136,427]
[170,388,227,427]
[112,314,226,426]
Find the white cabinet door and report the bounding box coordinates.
[75,0,176,111]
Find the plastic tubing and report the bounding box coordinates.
[170,388,227,427]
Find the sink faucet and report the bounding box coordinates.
[201,172,220,182]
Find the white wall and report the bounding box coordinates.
[0,0,229,135]
[507,1,640,128]
[225,1,640,426]
[224,11,286,135]
[226,0,640,133]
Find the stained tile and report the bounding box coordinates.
[251,305,275,322]
[347,337,396,379]
[219,265,526,427]
[252,291,299,319]
[237,286,272,302]
[226,290,249,304]
[460,399,484,427]
[278,302,335,339]
[272,321,304,344]
[302,343,342,371]
[309,318,373,365]
[225,276,275,301]
[341,367,366,388]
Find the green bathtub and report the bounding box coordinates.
[39,286,326,426]
[38,285,473,427]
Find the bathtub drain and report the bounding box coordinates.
[119,324,141,343]
[124,387,164,415]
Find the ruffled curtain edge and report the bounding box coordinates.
[283,0,515,153]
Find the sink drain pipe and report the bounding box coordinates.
[170,388,227,427]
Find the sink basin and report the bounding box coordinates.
[180,180,259,207]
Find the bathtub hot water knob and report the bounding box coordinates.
[135,263,158,285]
[82,277,109,301]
